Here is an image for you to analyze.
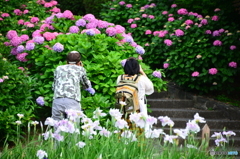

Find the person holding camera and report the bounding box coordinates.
[52,51,93,120]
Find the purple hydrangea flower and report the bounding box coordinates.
[69,26,79,33]
[85,87,95,95]
[135,45,145,55]
[85,29,95,36]
[11,47,18,55]
[26,42,35,51]
[36,96,44,106]
[125,36,134,43]
[33,36,45,44]
[75,19,86,27]
[53,42,64,52]
[120,59,127,67]
[152,71,162,78]
[17,45,25,53]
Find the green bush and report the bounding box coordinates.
[100,0,240,94]
[0,54,35,142]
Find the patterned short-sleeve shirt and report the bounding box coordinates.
[52,64,92,102]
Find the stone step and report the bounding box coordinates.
[149,108,224,119]
[153,118,240,130]
[147,99,194,108]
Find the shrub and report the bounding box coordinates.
[100,0,240,94]
[0,0,167,143]
[0,53,35,142]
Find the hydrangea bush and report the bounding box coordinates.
[0,53,35,141]
[100,0,240,94]
[0,0,167,140]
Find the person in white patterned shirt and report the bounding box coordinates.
[52,51,93,120]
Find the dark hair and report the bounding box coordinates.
[67,51,81,64]
[124,57,140,75]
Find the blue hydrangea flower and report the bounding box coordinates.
[85,87,96,95]
[135,45,145,55]
[152,71,162,78]
[26,43,35,51]
[17,45,25,53]
[36,96,44,106]
[85,29,95,36]
[53,42,64,52]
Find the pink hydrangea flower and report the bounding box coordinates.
[10,36,22,46]
[162,11,168,15]
[213,40,222,46]
[200,19,208,25]
[191,71,199,77]
[212,15,219,21]
[43,32,57,41]
[229,62,237,68]
[115,25,125,34]
[168,17,175,22]
[214,8,221,12]
[44,2,53,8]
[148,15,155,19]
[212,30,220,36]
[16,53,28,62]
[230,45,236,50]
[30,17,40,23]
[119,1,125,5]
[171,4,177,8]
[164,39,172,46]
[50,7,61,13]
[130,24,137,28]
[18,19,24,25]
[127,19,134,23]
[1,13,10,17]
[219,28,225,33]
[145,30,152,35]
[177,8,188,15]
[106,27,116,36]
[6,30,18,40]
[205,30,211,34]
[20,34,29,42]
[142,14,148,18]
[18,67,25,71]
[62,10,74,19]
[175,29,184,36]
[23,10,29,14]
[126,4,132,8]
[13,9,22,15]
[185,19,193,25]
[163,63,169,69]
[208,68,218,75]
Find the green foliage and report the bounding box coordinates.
[0,54,35,142]
[100,0,240,94]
